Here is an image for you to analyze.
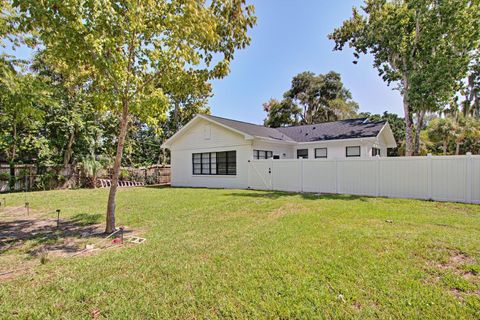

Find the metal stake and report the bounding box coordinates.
[120,227,124,243]
[56,209,61,228]
[25,202,29,215]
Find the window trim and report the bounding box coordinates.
[314,148,328,159]
[192,151,236,176]
[296,149,309,159]
[372,147,381,157]
[346,146,361,158]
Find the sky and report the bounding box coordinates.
[3,0,404,125]
[209,0,403,124]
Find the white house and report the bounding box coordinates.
[161,114,397,189]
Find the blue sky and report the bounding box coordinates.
[209,0,403,124]
[3,0,404,124]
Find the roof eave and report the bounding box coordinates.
[161,114,254,149]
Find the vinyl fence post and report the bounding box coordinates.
[466,152,473,203]
[335,159,339,194]
[300,157,304,193]
[427,154,433,200]
[270,158,274,190]
[375,155,380,197]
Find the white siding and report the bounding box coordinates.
[293,139,380,160]
[170,119,251,189]
[251,140,294,159]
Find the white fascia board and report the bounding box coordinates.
[377,122,397,148]
[161,114,254,149]
[253,136,296,145]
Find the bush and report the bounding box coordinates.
[0,172,10,181]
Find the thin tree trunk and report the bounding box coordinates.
[105,100,130,233]
[9,122,17,191]
[402,90,414,156]
[414,110,425,156]
[63,129,75,167]
[443,139,448,155]
[455,142,461,155]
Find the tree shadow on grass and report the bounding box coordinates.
[229,191,371,202]
[0,212,131,257]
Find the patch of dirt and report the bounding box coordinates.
[425,249,480,300]
[437,251,476,270]
[0,206,139,282]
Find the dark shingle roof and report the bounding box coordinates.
[203,115,386,143]
[202,114,295,142]
[276,118,387,142]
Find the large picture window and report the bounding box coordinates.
[192,151,236,175]
[346,146,361,157]
[253,150,273,159]
[315,148,327,159]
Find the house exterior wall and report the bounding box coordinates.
[292,139,383,160]
[251,140,295,159]
[169,118,252,188]
[167,118,394,189]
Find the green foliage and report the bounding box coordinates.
[263,98,302,127]
[425,116,480,155]
[329,0,480,155]
[264,71,359,127]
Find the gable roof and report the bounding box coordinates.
[162,114,395,148]
[201,114,295,142]
[276,118,387,142]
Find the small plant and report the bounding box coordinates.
[39,250,49,265]
[80,156,104,188]
[0,172,10,181]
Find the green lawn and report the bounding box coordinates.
[0,187,479,319]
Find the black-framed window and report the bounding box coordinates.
[315,148,327,159]
[192,151,236,175]
[372,147,381,157]
[297,149,308,159]
[346,146,361,157]
[253,150,273,160]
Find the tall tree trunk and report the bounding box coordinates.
[414,110,425,156]
[63,129,75,167]
[443,139,448,155]
[455,142,461,155]
[105,100,130,233]
[402,91,414,156]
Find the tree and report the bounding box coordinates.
[263,98,301,127]
[463,50,480,118]
[329,0,480,156]
[12,0,256,233]
[263,71,358,127]
[426,117,457,155]
[359,111,405,156]
[0,63,53,188]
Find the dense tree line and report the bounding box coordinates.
[0,56,210,168]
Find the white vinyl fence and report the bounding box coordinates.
[247,154,480,204]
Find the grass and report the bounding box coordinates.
[0,187,479,319]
